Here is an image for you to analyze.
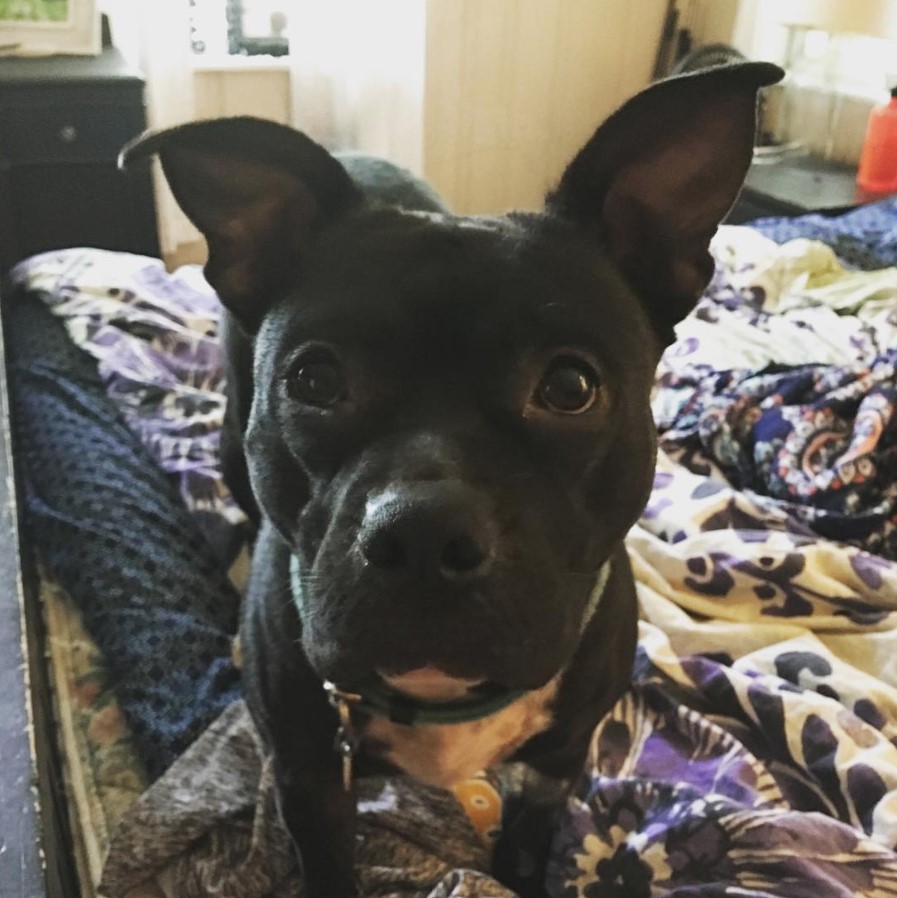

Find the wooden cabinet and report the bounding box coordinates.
[0,48,159,273]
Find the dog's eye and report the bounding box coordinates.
[286,355,347,408]
[535,359,599,415]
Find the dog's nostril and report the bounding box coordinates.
[359,485,496,580]
[441,535,487,574]
[362,530,407,569]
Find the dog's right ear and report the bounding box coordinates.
[120,117,362,331]
[546,62,783,345]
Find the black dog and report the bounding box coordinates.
[122,61,782,898]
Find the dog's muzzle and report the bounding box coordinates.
[316,558,612,789]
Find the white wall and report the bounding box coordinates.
[422,0,667,214]
[195,63,292,124]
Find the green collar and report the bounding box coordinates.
[324,679,528,727]
[290,555,612,728]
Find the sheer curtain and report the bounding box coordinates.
[101,0,428,255]
[288,0,427,175]
[101,0,199,256]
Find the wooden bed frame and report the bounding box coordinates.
[0,288,81,898]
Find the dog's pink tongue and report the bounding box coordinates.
[379,667,485,702]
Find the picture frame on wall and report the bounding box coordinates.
[0,0,100,56]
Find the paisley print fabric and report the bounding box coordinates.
[655,226,897,559]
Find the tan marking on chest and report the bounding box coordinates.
[362,676,560,789]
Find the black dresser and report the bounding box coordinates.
[0,47,159,273]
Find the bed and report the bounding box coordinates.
[3,197,897,897]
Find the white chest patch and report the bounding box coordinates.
[362,676,561,789]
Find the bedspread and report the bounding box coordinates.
[9,225,897,897]
[101,449,897,898]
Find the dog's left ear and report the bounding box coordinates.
[120,117,362,331]
[547,62,783,344]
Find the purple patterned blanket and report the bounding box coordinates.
[655,227,897,562]
[12,233,897,897]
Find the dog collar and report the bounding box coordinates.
[324,678,528,728]
[289,556,612,729]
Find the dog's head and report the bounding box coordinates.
[124,63,781,694]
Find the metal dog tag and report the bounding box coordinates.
[324,681,361,791]
[336,729,355,791]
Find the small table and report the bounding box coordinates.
[728,153,870,224]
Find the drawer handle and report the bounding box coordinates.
[59,125,78,144]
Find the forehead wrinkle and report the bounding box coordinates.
[271,241,525,351]
[268,271,620,372]
[263,209,653,376]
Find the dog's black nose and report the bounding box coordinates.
[358,483,496,582]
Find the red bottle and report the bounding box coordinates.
[858,86,897,195]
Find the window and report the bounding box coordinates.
[190,0,289,57]
[767,26,897,159]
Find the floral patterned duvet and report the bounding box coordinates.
[11,223,897,897]
[555,227,897,897]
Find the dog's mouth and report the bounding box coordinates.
[376,667,493,703]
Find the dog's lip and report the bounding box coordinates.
[376,667,488,702]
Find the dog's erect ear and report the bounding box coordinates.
[120,117,362,330]
[546,62,783,344]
